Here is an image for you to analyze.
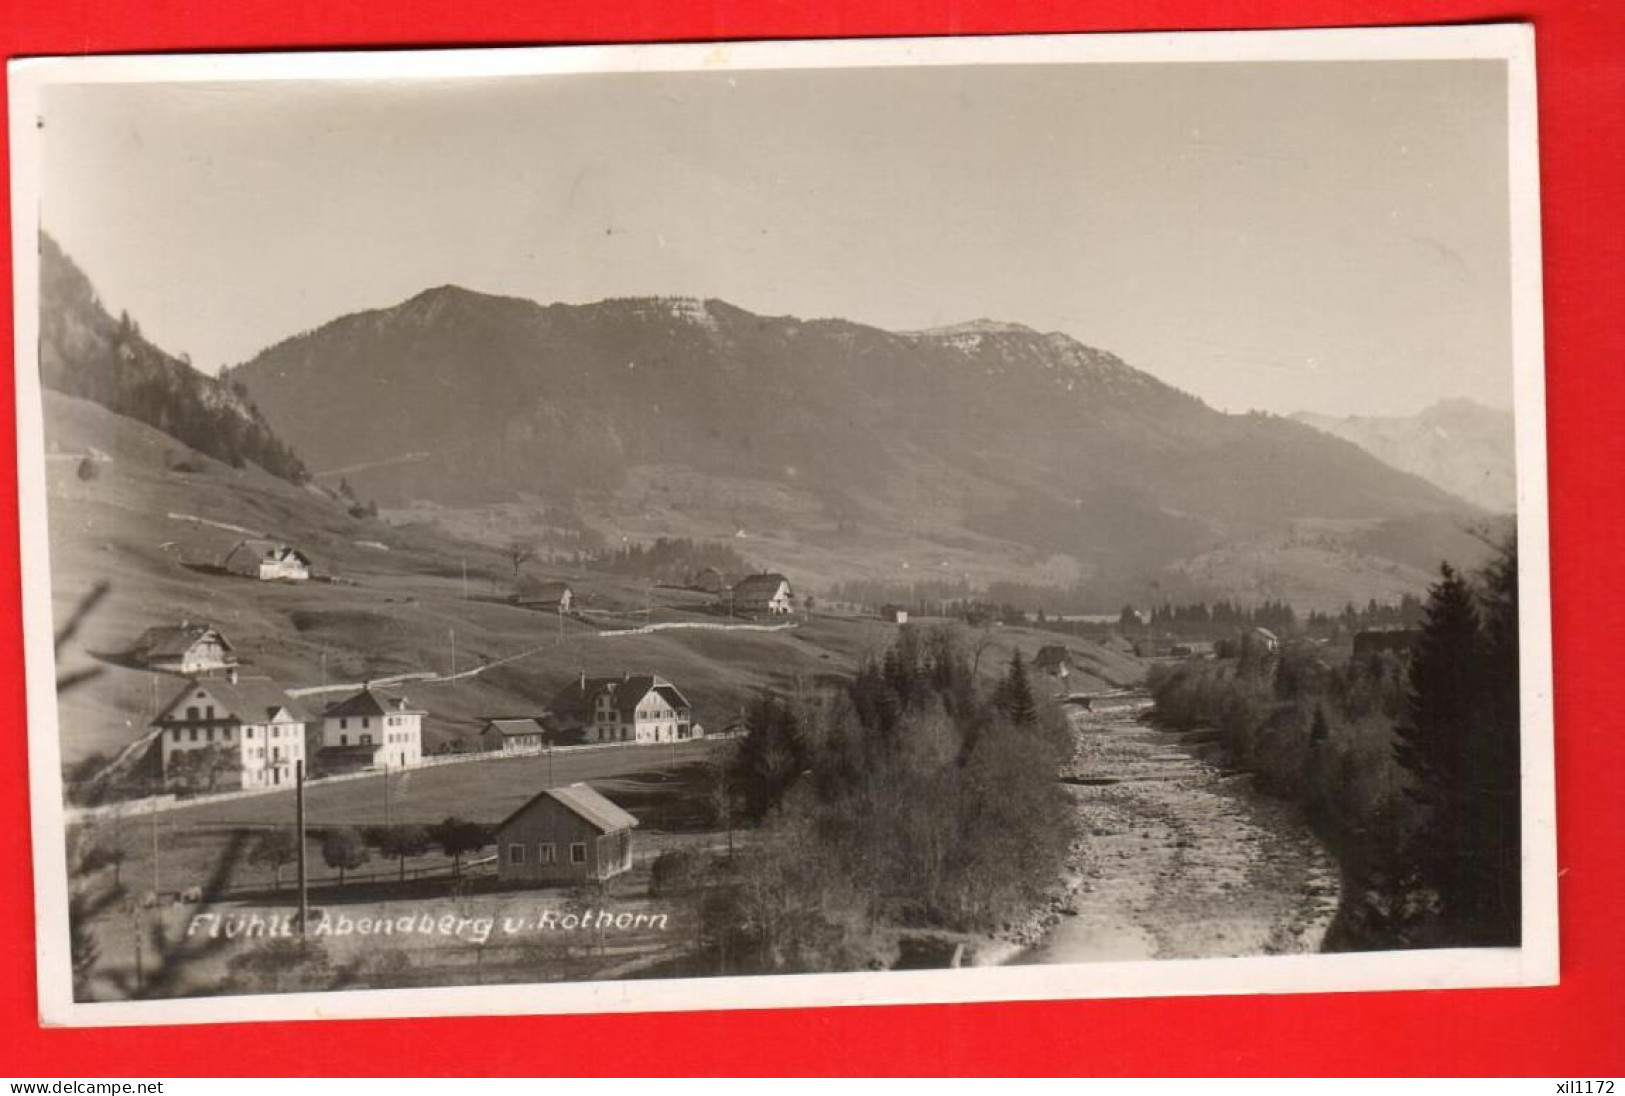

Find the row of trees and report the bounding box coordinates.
[701,629,1076,973]
[588,537,753,585]
[1147,537,1521,948]
[248,817,494,890]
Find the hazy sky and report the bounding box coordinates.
[40,59,1512,416]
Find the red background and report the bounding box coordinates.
[2,0,1621,1077]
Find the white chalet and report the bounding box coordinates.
[153,676,309,791]
[222,539,312,581]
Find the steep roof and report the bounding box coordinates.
[226,539,309,563]
[483,718,545,738]
[496,782,639,835]
[134,623,234,659]
[324,686,424,719]
[732,572,791,598]
[550,674,690,725]
[157,677,309,725]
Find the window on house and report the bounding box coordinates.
[189,728,199,743]
[362,717,370,729]
[507,844,527,865]
[340,718,348,730]
[205,705,215,720]
[570,843,587,865]
[360,734,372,745]
[186,706,200,721]
[340,734,348,746]
[246,727,254,739]
[538,844,556,864]
[171,729,181,742]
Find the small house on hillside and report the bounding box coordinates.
[514,579,573,614]
[132,623,237,675]
[494,782,638,885]
[222,539,311,582]
[480,718,547,754]
[550,672,697,744]
[1353,628,1421,658]
[317,686,425,774]
[730,572,794,616]
[881,605,910,625]
[1253,627,1281,652]
[1033,645,1073,678]
[153,676,309,792]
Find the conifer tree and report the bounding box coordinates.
[1470,536,1522,943]
[995,651,1039,727]
[1393,562,1484,940]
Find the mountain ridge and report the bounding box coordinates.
[227,281,1484,607]
[40,233,310,485]
[1292,400,1515,513]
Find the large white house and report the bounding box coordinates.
[550,673,697,744]
[316,686,425,773]
[153,675,309,792]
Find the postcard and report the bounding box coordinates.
[8,24,1555,1027]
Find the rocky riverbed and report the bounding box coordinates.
[1002,699,1341,965]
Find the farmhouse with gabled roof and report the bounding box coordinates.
[222,538,311,581]
[131,622,237,675]
[730,572,794,616]
[514,579,572,613]
[550,672,696,744]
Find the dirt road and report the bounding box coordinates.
[1017,701,1340,964]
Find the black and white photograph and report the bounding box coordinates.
[8,26,1555,1027]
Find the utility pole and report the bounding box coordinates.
[450,628,457,684]
[461,559,469,600]
[150,796,160,899]
[296,759,309,936]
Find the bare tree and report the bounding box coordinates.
[507,539,536,578]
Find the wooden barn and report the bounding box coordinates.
[493,782,638,885]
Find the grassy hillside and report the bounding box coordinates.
[228,286,1482,609]
[44,392,1144,768]
[40,233,308,484]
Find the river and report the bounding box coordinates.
[1016,699,1341,965]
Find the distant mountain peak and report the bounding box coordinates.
[903,318,1038,339]
[600,295,722,330]
[1292,401,1513,513]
